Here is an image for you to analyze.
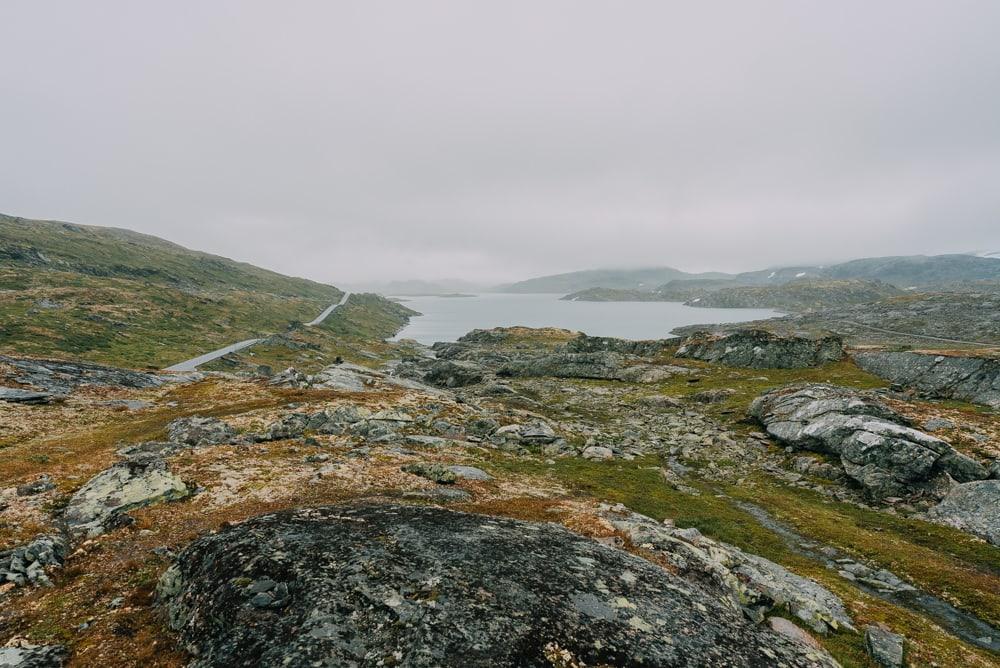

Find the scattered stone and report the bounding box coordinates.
[518,421,558,444]
[690,388,737,404]
[676,330,844,369]
[581,445,614,461]
[63,456,189,537]
[0,534,67,588]
[637,394,684,409]
[158,504,838,667]
[16,475,55,497]
[167,416,235,447]
[923,417,956,432]
[401,463,457,484]
[864,625,905,668]
[446,465,491,481]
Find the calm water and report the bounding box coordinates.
[392,293,779,345]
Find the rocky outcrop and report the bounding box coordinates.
[853,351,1000,408]
[0,387,54,405]
[749,384,988,501]
[422,360,485,388]
[598,505,853,635]
[563,334,672,357]
[159,504,838,667]
[927,480,1000,546]
[0,534,67,588]
[0,355,169,396]
[167,416,236,446]
[63,455,189,537]
[497,351,627,380]
[676,330,844,368]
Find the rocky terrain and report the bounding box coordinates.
[673,292,1000,350]
[2,223,1000,667]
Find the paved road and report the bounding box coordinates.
[164,292,352,372]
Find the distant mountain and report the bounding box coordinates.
[684,279,904,311]
[819,254,1000,287]
[500,267,730,294]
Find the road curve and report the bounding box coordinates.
[164,292,352,372]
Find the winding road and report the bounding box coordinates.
[164,292,352,372]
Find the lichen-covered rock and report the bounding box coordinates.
[0,534,67,588]
[63,456,189,537]
[0,642,67,667]
[167,416,235,446]
[598,505,854,635]
[676,330,844,368]
[750,384,987,500]
[853,351,1000,408]
[927,480,1000,546]
[158,504,838,667]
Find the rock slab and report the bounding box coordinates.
[159,504,838,667]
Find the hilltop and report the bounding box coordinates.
[0,214,412,369]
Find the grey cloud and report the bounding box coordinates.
[2,0,999,284]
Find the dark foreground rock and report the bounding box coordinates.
[676,330,844,368]
[750,384,988,501]
[853,351,1000,409]
[158,504,837,667]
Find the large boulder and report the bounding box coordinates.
[749,384,987,500]
[63,455,189,537]
[853,351,1000,409]
[158,504,837,667]
[927,480,1000,546]
[676,330,844,368]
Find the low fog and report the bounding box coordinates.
[2,1,999,284]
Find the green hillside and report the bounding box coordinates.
[0,214,417,369]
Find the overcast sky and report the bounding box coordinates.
[2,1,1000,285]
